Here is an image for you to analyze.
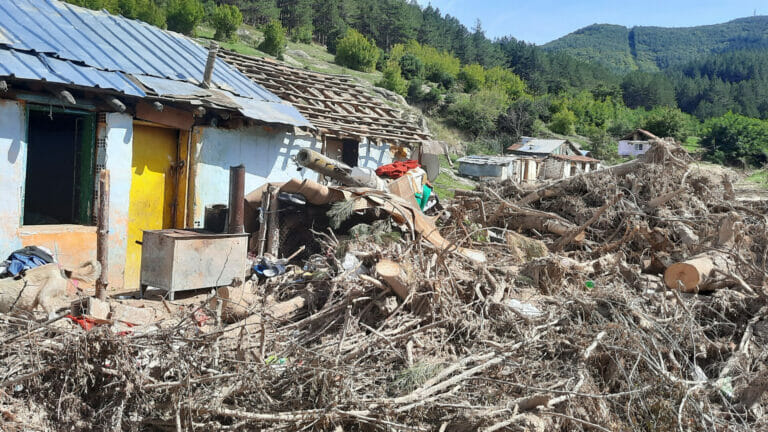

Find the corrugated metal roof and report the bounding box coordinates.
[513,139,567,154]
[0,47,145,96]
[0,0,309,127]
[457,155,518,166]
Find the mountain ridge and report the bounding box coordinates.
[543,16,768,73]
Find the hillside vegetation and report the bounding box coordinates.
[65,0,768,169]
[544,17,768,72]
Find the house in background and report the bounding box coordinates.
[506,138,599,180]
[218,50,432,174]
[618,129,659,156]
[539,154,601,180]
[0,0,315,290]
[507,138,582,158]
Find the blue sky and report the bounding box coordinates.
[418,0,767,45]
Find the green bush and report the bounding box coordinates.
[407,78,426,102]
[259,20,287,59]
[399,53,424,80]
[390,40,460,88]
[458,64,486,93]
[211,4,242,41]
[335,28,379,72]
[549,109,577,135]
[292,24,313,44]
[166,0,204,35]
[378,61,408,96]
[445,90,507,137]
[642,106,692,141]
[484,66,526,100]
[701,112,768,166]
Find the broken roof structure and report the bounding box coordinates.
[218,50,430,147]
[620,128,660,141]
[507,138,581,156]
[0,0,310,127]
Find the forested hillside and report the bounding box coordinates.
[544,17,768,72]
[64,0,768,168]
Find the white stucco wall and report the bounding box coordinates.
[618,140,650,156]
[358,139,394,169]
[0,100,27,254]
[191,125,322,227]
[104,113,134,289]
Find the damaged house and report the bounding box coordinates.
[618,128,660,156]
[217,50,433,174]
[0,0,316,290]
[507,138,600,180]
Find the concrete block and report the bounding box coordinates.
[110,303,155,325]
[71,297,110,320]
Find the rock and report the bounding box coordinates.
[286,49,311,59]
[371,87,407,105]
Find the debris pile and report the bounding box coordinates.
[1,141,767,431]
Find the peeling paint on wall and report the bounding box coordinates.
[191,125,322,227]
[0,100,27,254]
[105,113,133,290]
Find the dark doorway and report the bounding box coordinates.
[341,139,359,167]
[24,108,95,225]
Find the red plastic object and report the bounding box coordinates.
[375,160,420,179]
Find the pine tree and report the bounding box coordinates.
[313,0,343,46]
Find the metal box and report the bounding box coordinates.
[139,229,249,299]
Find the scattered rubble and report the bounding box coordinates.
[0,141,767,431]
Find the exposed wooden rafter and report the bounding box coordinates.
[219,50,430,147]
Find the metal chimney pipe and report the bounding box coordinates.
[202,42,219,89]
[227,164,245,234]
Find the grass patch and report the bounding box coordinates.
[682,136,702,153]
[195,24,265,57]
[746,169,768,189]
[432,155,474,199]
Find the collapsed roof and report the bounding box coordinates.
[0,0,310,127]
[218,49,431,147]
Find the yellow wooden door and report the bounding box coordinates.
[125,124,178,289]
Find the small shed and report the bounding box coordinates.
[457,155,540,183]
[218,50,432,171]
[458,155,517,181]
[618,129,659,156]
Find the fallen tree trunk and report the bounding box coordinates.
[664,251,733,292]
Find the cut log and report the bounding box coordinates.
[664,252,733,292]
[375,259,411,300]
[210,282,258,323]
